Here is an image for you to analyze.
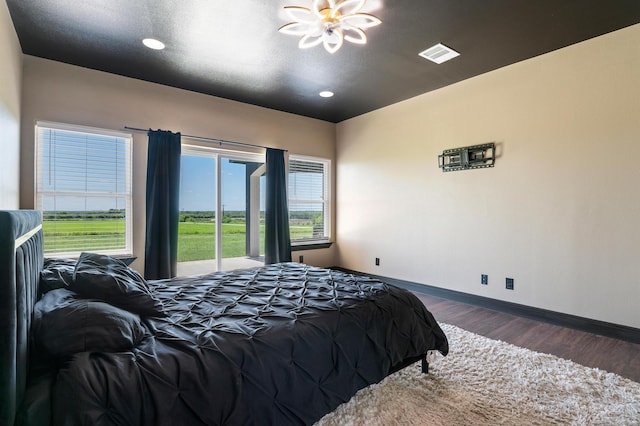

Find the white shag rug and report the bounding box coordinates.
[316,324,640,425]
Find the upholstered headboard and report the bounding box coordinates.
[0,210,44,426]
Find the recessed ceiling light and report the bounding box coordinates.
[142,38,165,50]
[419,43,460,64]
[319,91,334,98]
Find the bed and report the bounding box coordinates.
[1,210,448,425]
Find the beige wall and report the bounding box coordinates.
[0,1,22,209]
[20,56,337,269]
[336,24,640,329]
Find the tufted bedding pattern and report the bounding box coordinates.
[49,263,448,425]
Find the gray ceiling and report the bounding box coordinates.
[6,0,640,123]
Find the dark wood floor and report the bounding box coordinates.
[414,293,640,383]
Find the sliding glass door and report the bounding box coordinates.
[219,158,266,270]
[177,146,265,275]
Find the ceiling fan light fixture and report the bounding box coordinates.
[279,0,381,54]
[299,34,325,49]
[343,27,367,44]
[322,28,343,53]
[279,22,312,36]
[283,6,317,23]
[332,0,366,17]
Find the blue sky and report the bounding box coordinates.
[180,155,261,212]
[179,155,216,211]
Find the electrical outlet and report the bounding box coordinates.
[299,255,304,263]
[375,258,380,266]
[481,274,488,285]
[506,278,514,290]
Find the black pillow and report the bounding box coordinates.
[40,258,76,293]
[33,289,147,358]
[72,252,164,317]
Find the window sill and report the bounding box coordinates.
[46,253,136,265]
[291,241,333,251]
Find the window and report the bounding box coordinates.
[35,122,133,257]
[288,155,331,244]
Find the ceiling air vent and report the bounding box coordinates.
[419,43,460,64]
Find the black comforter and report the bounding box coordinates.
[49,263,448,425]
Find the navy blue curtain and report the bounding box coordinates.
[265,148,292,264]
[144,129,181,279]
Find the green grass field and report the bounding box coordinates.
[44,219,313,261]
[43,220,126,253]
[178,222,251,260]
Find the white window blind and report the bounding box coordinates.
[288,156,330,243]
[35,122,133,257]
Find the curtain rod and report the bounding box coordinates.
[123,126,286,152]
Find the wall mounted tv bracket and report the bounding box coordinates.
[438,142,495,172]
